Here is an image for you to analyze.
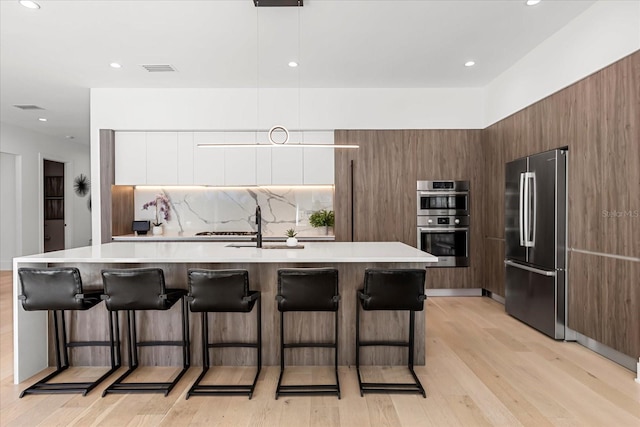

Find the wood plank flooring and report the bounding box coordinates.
[1,270,638,426]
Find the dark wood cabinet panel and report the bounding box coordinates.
[569,251,639,358]
[335,130,417,245]
[482,238,505,296]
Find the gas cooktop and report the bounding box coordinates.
[194,231,257,236]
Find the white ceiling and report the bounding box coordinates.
[0,0,597,141]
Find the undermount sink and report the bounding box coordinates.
[225,243,257,248]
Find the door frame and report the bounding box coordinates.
[38,153,74,253]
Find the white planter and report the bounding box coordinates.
[152,225,163,235]
[286,237,298,247]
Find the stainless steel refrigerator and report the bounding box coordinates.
[504,148,567,339]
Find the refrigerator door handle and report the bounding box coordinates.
[519,172,526,246]
[504,260,556,276]
[529,172,536,247]
[523,172,535,247]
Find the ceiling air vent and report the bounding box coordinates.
[14,104,44,110]
[140,64,177,72]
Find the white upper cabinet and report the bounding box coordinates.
[114,130,335,186]
[224,131,257,185]
[303,131,334,185]
[146,132,178,185]
[192,132,225,185]
[177,132,194,185]
[115,132,147,185]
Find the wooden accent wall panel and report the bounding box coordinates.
[482,238,505,296]
[334,130,417,246]
[568,252,639,358]
[99,129,115,243]
[111,185,134,236]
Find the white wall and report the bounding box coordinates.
[0,152,18,269]
[0,123,92,258]
[485,0,640,126]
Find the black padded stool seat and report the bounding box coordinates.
[275,268,340,399]
[17,267,119,397]
[186,269,261,399]
[356,268,427,398]
[100,268,190,397]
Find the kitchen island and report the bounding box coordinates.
[13,241,436,383]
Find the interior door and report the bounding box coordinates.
[44,160,65,252]
[504,158,527,262]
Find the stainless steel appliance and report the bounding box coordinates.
[417,215,469,267]
[504,148,567,339]
[417,180,469,216]
[416,181,470,267]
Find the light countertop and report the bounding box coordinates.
[112,234,335,242]
[14,241,437,264]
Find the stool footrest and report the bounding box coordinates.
[102,366,189,397]
[358,340,409,347]
[276,384,340,397]
[137,340,187,347]
[283,342,336,349]
[67,341,116,348]
[208,342,258,348]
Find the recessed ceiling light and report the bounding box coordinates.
[110,62,122,69]
[288,61,298,68]
[464,61,476,67]
[526,0,541,6]
[19,1,40,9]
[38,118,47,122]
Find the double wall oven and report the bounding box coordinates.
[417,181,470,267]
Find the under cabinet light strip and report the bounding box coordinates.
[197,143,359,149]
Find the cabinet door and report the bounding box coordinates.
[177,132,194,185]
[256,131,272,185]
[303,131,334,185]
[115,132,147,185]
[224,132,256,185]
[271,131,304,185]
[146,132,178,185]
[193,132,225,185]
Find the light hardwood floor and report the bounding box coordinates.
[1,270,638,426]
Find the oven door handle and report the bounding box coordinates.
[419,191,469,196]
[419,227,469,232]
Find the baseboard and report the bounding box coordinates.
[482,289,506,304]
[425,288,483,297]
[575,332,638,374]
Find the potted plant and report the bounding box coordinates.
[285,228,298,247]
[308,209,335,235]
[142,194,171,235]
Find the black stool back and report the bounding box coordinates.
[275,268,340,399]
[186,269,261,399]
[356,268,427,398]
[17,267,119,397]
[100,267,189,397]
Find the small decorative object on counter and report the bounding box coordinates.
[143,193,171,236]
[308,209,335,235]
[285,228,298,247]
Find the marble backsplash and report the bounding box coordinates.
[134,187,334,237]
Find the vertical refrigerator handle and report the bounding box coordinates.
[519,173,526,246]
[523,172,535,247]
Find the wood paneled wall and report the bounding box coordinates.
[100,130,134,239]
[480,51,640,358]
[334,129,483,289]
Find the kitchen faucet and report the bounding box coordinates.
[255,205,263,248]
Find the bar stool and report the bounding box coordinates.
[275,268,340,399]
[17,267,119,397]
[186,269,261,399]
[356,268,427,397]
[100,268,190,397]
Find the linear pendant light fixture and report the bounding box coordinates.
[198,0,358,150]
